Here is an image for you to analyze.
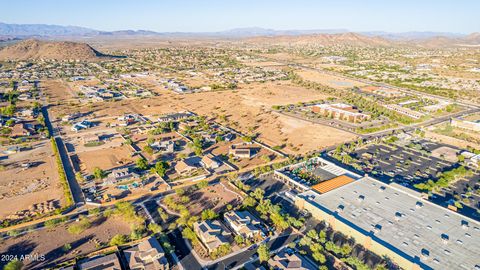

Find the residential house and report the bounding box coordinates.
[78,253,122,270]
[124,236,170,270]
[10,123,31,137]
[229,146,253,159]
[201,154,220,169]
[268,250,314,270]
[151,140,174,154]
[71,120,93,132]
[224,211,261,238]
[174,160,197,175]
[104,168,140,185]
[157,111,194,122]
[193,220,232,253]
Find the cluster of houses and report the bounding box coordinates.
[193,210,264,253]
[70,236,169,270]
[78,85,124,102]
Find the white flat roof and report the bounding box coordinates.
[299,176,480,270]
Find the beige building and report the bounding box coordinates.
[193,220,232,253]
[383,104,424,119]
[451,118,480,132]
[311,103,371,123]
[224,210,261,238]
[78,253,122,270]
[124,236,169,270]
[268,249,316,269]
[295,176,480,270]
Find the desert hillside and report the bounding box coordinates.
[0,39,110,61]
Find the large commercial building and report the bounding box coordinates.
[295,175,480,270]
[383,104,425,119]
[311,103,371,123]
[451,118,480,132]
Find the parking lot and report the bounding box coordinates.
[244,173,289,197]
[351,143,456,186]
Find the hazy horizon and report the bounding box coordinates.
[1,0,479,34]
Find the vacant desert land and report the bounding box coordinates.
[42,79,77,104]
[0,216,131,269]
[46,79,358,154]
[0,141,64,220]
[297,69,367,89]
[75,144,135,174]
[164,182,242,216]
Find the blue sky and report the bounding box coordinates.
[1,0,479,33]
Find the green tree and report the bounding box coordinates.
[243,196,257,208]
[234,235,245,245]
[136,157,149,170]
[152,161,169,177]
[252,188,265,201]
[175,188,185,196]
[196,180,208,189]
[312,251,326,264]
[3,260,23,270]
[257,243,270,263]
[110,234,127,246]
[148,223,162,234]
[74,171,84,183]
[93,167,106,179]
[201,209,218,220]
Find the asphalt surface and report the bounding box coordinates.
[169,229,203,270]
[42,106,84,205]
[206,231,299,270]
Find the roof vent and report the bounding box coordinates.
[456,239,463,245]
[374,224,382,233]
[394,212,403,221]
[465,233,471,238]
[337,204,345,212]
[358,195,365,202]
[421,248,430,259]
[379,186,386,192]
[441,234,449,244]
[461,220,469,230]
[415,201,424,208]
[444,249,451,255]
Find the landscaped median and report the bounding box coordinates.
[51,137,74,207]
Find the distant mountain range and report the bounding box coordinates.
[0,23,478,47]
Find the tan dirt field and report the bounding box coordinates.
[46,79,358,154]
[0,216,131,269]
[297,69,367,89]
[0,141,64,220]
[75,145,135,174]
[166,183,242,216]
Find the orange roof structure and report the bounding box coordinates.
[311,175,355,194]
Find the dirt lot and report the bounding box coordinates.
[46,79,358,154]
[0,141,64,220]
[165,183,242,216]
[0,216,131,269]
[297,69,367,89]
[75,145,135,174]
[42,80,77,105]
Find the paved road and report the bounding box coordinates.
[42,106,85,206]
[207,231,299,270]
[169,229,203,270]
